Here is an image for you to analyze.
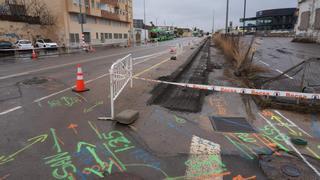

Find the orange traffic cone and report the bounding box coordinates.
[31,49,37,59]
[72,64,89,93]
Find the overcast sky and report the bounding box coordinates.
[133,0,297,31]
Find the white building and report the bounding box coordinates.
[295,0,320,43]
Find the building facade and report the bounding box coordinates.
[242,8,297,31]
[0,0,133,47]
[295,0,320,43]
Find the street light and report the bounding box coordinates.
[79,0,84,35]
[144,0,147,44]
[243,0,247,34]
[225,0,229,34]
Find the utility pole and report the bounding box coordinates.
[212,10,215,34]
[144,0,147,44]
[79,0,84,35]
[225,0,229,34]
[243,0,247,35]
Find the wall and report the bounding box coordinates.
[295,0,320,43]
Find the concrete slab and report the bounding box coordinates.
[116,109,139,125]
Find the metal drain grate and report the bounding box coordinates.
[209,116,256,133]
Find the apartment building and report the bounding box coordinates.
[0,0,133,47]
[295,0,320,43]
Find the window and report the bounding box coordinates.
[91,0,95,8]
[299,11,310,31]
[119,33,123,39]
[315,8,320,30]
[70,33,79,43]
[108,33,113,39]
[101,33,105,42]
[114,33,119,39]
[104,33,108,39]
[124,33,128,39]
[96,33,99,39]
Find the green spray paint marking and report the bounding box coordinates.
[263,134,289,152]
[50,128,62,153]
[224,135,254,160]
[88,121,102,139]
[235,133,256,143]
[0,134,48,165]
[174,115,186,124]
[84,101,104,113]
[103,143,126,171]
[44,152,77,179]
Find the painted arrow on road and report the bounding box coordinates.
[0,134,48,165]
[77,142,96,153]
[68,123,78,135]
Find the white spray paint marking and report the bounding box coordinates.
[259,60,270,67]
[0,106,22,116]
[259,113,320,177]
[275,69,294,79]
[274,110,312,137]
[186,135,225,180]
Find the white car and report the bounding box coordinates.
[15,40,34,50]
[35,39,58,48]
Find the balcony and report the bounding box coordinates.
[101,10,129,22]
[0,14,41,24]
[101,0,119,6]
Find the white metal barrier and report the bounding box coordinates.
[99,54,133,120]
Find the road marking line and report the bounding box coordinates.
[259,113,320,177]
[133,52,168,66]
[134,58,170,77]
[259,60,270,67]
[275,69,294,80]
[0,106,22,116]
[274,110,312,137]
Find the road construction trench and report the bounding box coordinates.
[149,38,211,113]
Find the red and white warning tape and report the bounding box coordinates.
[133,76,320,100]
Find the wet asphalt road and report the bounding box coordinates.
[0,38,200,180]
[1,37,320,180]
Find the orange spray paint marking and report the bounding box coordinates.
[233,175,256,180]
[253,134,281,156]
[261,110,273,117]
[68,123,79,135]
[108,157,124,172]
[57,136,65,146]
[201,171,231,179]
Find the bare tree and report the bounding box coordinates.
[23,0,56,25]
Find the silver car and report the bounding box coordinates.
[15,40,34,50]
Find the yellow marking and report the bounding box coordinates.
[306,147,320,159]
[271,115,297,135]
[134,58,170,77]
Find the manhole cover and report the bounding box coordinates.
[281,165,301,177]
[21,77,48,85]
[260,152,320,179]
[209,116,256,133]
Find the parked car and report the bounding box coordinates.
[0,41,15,57]
[15,40,34,50]
[0,41,14,49]
[35,39,58,48]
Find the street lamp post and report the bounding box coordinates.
[243,0,247,35]
[79,0,84,35]
[144,0,147,44]
[225,0,229,34]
